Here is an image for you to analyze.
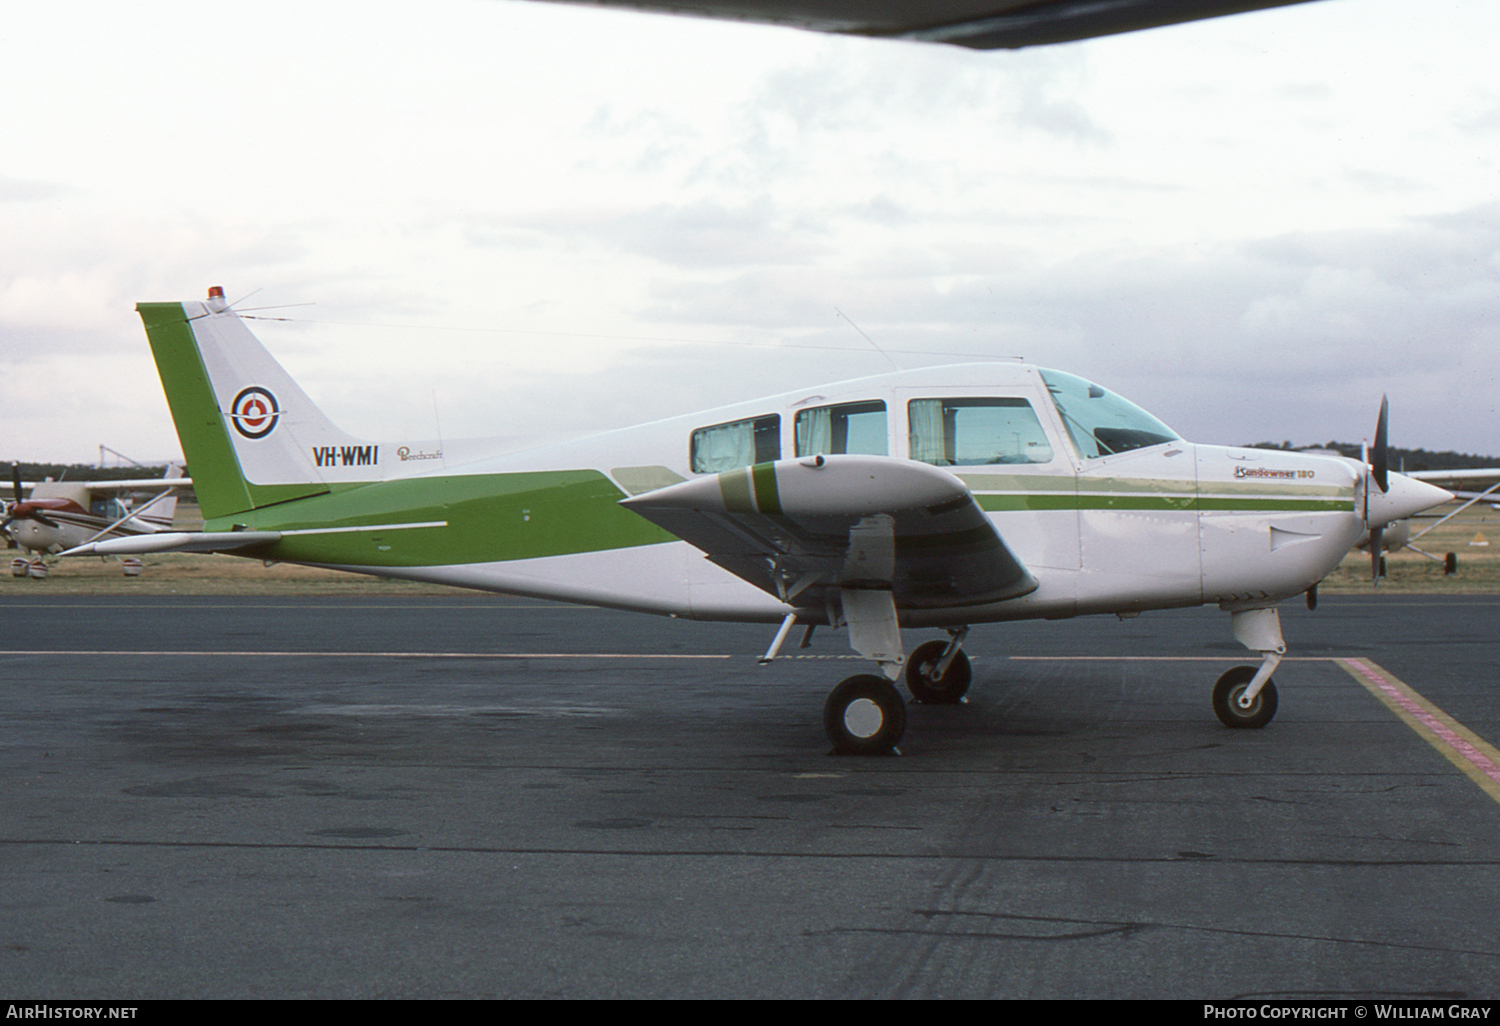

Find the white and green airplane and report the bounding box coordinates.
[68,286,1451,754]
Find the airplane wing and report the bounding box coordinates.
[13,477,194,492]
[79,476,193,492]
[621,454,1036,612]
[533,0,1328,49]
[1409,468,1500,487]
[1409,468,1500,504]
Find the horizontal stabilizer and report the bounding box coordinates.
[61,531,283,557]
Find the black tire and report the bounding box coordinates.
[824,674,906,755]
[1212,665,1278,729]
[904,640,972,704]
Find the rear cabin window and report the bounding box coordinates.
[795,400,888,457]
[690,414,781,473]
[908,397,1054,466]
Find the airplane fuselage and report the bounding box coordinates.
[5,498,171,557]
[197,361,1375,625]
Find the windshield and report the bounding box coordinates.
[1041,369,1178,459]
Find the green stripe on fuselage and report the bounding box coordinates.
[210,469,674,566]
[960,472,1351,514]
[974,491,1351,514]
[1196,496,1351,513]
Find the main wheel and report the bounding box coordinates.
[824,674,906,755]
[904,640,972,705]
[1212,665,1278,729]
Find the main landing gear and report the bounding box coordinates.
[905,630,972,705]
[818,620,972,755]
[823,675,908,756]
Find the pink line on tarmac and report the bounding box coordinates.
[1339,657,1500,790]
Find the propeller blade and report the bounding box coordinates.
[1370,526,1384,585]
[1372,395,1389,494]
[8,505,62,530]
[10,462,20,504]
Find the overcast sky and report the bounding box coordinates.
[3,0,1497,466]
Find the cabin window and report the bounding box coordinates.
[795,401,888,457]
[1040,369,1178,459]
[690,414,781,473]
[907,398,1054,466]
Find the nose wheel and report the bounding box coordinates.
[824,674,906,755]
[1212,665,1279,729]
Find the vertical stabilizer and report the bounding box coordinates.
[139,287,376,521]
[132,462,185,531]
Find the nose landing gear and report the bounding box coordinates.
[1211,665,1279,729]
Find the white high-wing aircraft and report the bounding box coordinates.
[4,462,189,567]
[69,288,1451,753]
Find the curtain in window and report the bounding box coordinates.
[796,407,833,456]
[694,421,756,473]
[908,399,947,465]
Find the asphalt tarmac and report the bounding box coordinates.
[3,593,1499,999]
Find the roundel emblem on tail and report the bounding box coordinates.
[230,386,280,439]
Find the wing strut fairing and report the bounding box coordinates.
[537,0,1328,49]
[622,454,1037,619]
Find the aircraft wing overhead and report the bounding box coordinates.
[1409,468,1500,488]
[621,454,1037,611]
[535,0,1328,49]
[76,477,194,492]
[1409,468,1500,503]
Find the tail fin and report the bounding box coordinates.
[132,463,184,531]
[139,287,377,521]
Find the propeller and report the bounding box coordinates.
[1362,397,1390,584]
[2,463,15,548]
[2,465,61,531]
[2,463,21,535]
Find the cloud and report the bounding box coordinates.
[0,176,72,203]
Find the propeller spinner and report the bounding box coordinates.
[1364,397,1389,583]
[1358,397,1455,584]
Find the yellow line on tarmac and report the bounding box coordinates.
[1336,657,1500,806]
[1012,655,1500,806]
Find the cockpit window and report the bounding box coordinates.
[1040,369,1177,459]
[907,397,1054,466]
[690,414,780,473]
[795,401,887,457]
